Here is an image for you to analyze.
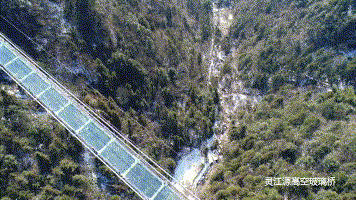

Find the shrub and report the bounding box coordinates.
[270,74,286,90]
[221,63,233,76]
[35,151,51,174]
[302,116,321,137]
[215,189,229,200]
[159,157,176,174]
[270,119,286,135]
[322,154,340,173]
[255,109,271,121]
[280,143,298,164]
[295,156,315,169]
[225,143,241,159]
[227,158,241,171]
[229,124,247,140]
[288,112,307,126]
[251,74,268,91]
[241,136,255,151]
[320,101,347,120]
[312,144,331,162]
[72,175,90,188]
[271,97,284,109]
[344,176,356,193]
[211,169,225,182]
[315,189,340,200]
[251,152,264,168]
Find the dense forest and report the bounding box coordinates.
[0,0,217,199]
[1,0,356,199]
[200,86,356,199]
[222,0,356,91]
[199,0,356,199]
[0,0,219,167]
[0,87,98,199]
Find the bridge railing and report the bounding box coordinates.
[0,32,198,200]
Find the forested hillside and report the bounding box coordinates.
[0,0,220,166]
[1,0,356,199]
[200,0,356,199]
[0,87,104,199]
[201,86,356,199]
[0,0,217,198]
[222,0,356,91]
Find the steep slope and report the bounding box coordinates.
[199,0,356,199]
[0,0,219,198]
[0,86,109,199]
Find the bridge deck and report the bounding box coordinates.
[0,33,194,200]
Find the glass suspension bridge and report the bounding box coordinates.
[0,32,198,200]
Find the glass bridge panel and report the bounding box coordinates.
[78,122,111,151]
[4,58,32,80]
[21,73,50,96]
[0,35,190,200]
[38,87,69,113]
[101,140,136,174]
[153,186,183,200]
[0,45,16,66]
[58,104,89,132]
[126,162,163,198]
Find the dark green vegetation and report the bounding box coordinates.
[201,87,356,199]
[0,0,218,198]
[0,87,140,199]
[224,0,356,91]
[2,0,356,199]
[200,0,356,199]
[0,88,103,199]
[1,0,219,167]
[58,0,219,162]
[0,0,42,58]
